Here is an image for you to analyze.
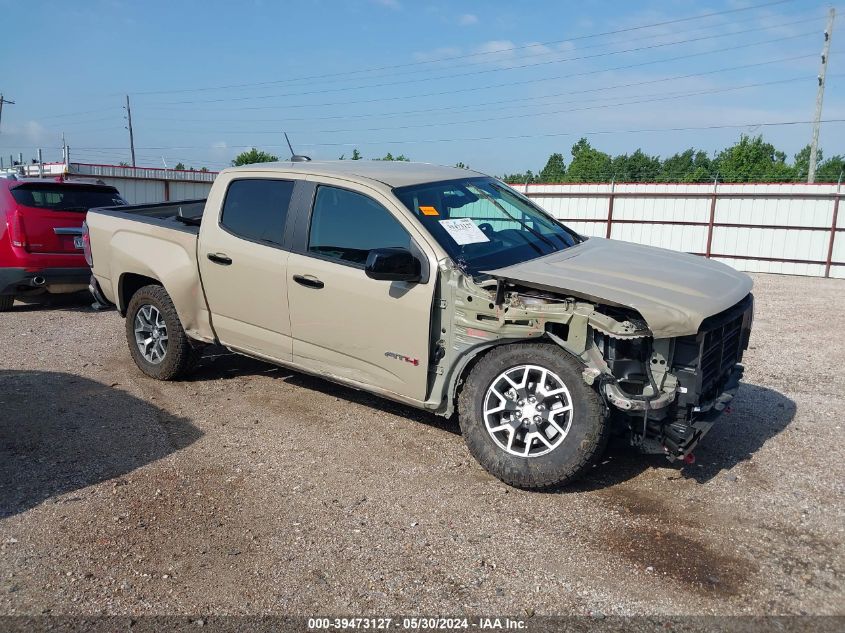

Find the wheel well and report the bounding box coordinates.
[448,336,584,416]
[119,273,161,316]
[448,340,524,416]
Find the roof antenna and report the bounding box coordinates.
[285,132,311,162]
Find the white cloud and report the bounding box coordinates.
[2,120,50,145]
[458,13,478,26]
[412,46,462,62]
[412,38,576,70]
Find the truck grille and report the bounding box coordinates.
[700,312,745,387]
[672,294,753,407]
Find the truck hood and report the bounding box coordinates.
[483,238,753,338]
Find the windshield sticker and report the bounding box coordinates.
[438,218,490,245]
[419,205,439,216]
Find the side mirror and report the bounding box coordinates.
[365,248,421,283]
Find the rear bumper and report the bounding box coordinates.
[88,274,114,307]
[0,267,91,295]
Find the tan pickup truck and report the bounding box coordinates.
[84,161,753,489]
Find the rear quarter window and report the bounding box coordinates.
[220,179,295,246]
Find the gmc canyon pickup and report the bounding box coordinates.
[85,161,753,489]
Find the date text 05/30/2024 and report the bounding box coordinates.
[307,617,526,630]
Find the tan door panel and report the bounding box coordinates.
[287,251,433,401]
[198,174,293,361]
[286,179,436,402]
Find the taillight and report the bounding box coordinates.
[8,210,27,249]
[82,221,93,267]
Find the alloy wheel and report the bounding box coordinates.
[482,364,574,457]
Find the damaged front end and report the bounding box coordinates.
[432,261,753,462]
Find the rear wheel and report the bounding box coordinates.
[458,342,608,490]
[125,285,200,380]
[0,295,13,312]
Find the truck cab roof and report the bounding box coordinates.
[223,160,486,188]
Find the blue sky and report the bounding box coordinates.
[0,0,842,175]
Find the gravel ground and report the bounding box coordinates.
[0,273,842,617]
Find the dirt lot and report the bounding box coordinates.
[0,273,843,617]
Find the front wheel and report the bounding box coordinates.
[458,342,608,490]
[0,295,13,312]
[125,284,200,380]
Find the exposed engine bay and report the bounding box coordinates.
[432,261,754,461]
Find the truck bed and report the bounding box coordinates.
[86,197,216,343]
[90,199,206,233]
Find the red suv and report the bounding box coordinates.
[0,176,126,311]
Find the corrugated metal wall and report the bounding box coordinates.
[513,183,843,279]
[69,163,215,205]
[20,162,839,279]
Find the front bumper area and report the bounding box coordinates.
[0,267,91,296]
[659,363,743,460]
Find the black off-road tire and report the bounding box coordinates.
[0,295,13,312]
[125,284,200,380]
[458,342,608,490]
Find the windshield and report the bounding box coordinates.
[394,177,581,274]
[11,183,127,212]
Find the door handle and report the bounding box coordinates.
[207,253,232,265]
[292,274,324,289]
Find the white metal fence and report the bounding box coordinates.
[6,162,841,278]
[512,182,844,279]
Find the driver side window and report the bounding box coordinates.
[308,185,411,266]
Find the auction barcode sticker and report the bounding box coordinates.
[438,218,489,245]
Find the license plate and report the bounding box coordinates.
[74,236,84,249]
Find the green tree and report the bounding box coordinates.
[200,167,209,172]
[659,149,713,182]
[231,148,279,166]
[455,161,470,169]
[538,153,566,182]
[816,155,845,182]
[713,135,794,182]
[610,149,661,182]
[351,148,362,160]
[792,144,814,180]
[565,138,611,182]
[174,162,186,170]
[501,170,536,184]
[374,152,410,161]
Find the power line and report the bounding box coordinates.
[143,31,817,113]
[129,8,815,101]
[150,25,818,106]
[136,75,825,136]
[141,53,819,118]
[128,0,799,96]
[64,118,845,153]
[30,3,815,123]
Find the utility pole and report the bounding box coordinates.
[0,94,15,134]
[125,94,136,167]
[809,8,835,183]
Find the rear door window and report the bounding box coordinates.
[11,184,126,212]
[220,178,295,246]
[307,186,410,266]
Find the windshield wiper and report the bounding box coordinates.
[472,187,557,252]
